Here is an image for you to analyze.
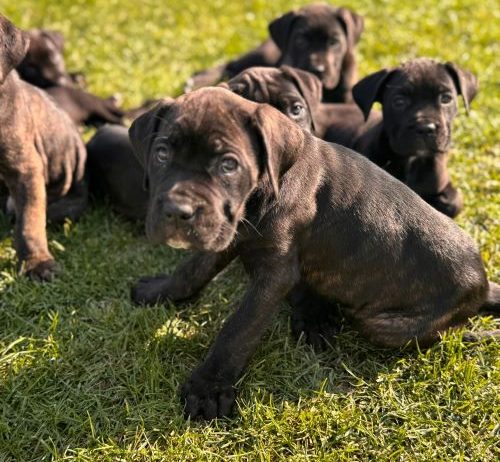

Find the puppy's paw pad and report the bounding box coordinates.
[181,374,235,420]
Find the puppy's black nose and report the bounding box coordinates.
[416,122,438,135]
[163,201,195,222]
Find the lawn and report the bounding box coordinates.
[0,0,499,460]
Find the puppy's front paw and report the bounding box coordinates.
[24,259,59,282]
[131,274,172,305]
[181,369,235,420]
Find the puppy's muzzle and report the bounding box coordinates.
[162,198,196,224]
[408,119,440,138]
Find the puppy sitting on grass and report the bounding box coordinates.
[129,87,499,420]
[0,15,87,281]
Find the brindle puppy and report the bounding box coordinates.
[87,66,326,220]
[186,3,364,103]
[347,58,477,218]
[0,15,87,281]
[128,87,499,420]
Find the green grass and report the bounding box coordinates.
[0,0,499,460]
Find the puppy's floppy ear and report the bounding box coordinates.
[269,10,299,51]
[444,62,478,114]
[353,68,393,120]
[336,7,364,48]
[129,98,175,190]
[251,104,304,198]
[42,30,65,52]
[280,65,322,133]
[0,15,30,84]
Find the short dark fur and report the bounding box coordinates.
[17,28,74,88]
[46,85,124,126]
[329,58,477,218]
[17,28,124,126]
[0,15,87,281]
[128,87,498,420]
[186,3,363,103]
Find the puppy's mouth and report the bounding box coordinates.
[391,131,451,158]
[310,69,340,89]
[145,202,240,253]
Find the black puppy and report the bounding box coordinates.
[86,66,327,219]
[336,58,477,218]
[17,29,74,88]
[17,28,124,126]
[45,86,124,126]
[129,87,499,420]
[186,3,363,103]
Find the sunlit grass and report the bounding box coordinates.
[0,0,498,460]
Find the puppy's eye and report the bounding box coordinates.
[439,93,453,105]
[219,156,239,175]
[328,38,339,46]
[290,103,305,117]
[392,95,409,109]
[155,146,170,164]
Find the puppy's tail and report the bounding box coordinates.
[479,281,500,316]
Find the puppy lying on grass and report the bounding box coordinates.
[128,87,499,419]
[186,3,363,103]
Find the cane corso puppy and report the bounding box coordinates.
[86,65,336,219]
[342,58,477,218]
[0,15,87,281]
[17,28,124,126]
[17,28,74,88]
[128,87,499,419]
[186,3,364,103]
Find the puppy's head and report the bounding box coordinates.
[269,4,363,89]
[0,15,30,84]
[17,29,71,88]
[353,58,478,157]
[129,87,303,252]
[224,65,322,133]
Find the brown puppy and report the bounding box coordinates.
[186,3,363,103]
[86,66,329,220]
[0,15,87,281]
[128,87,499,420]
[326,58,477,218]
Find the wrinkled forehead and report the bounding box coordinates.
[235,70,300,102]
[298,9,343,34]
[388,63,456,94]
[161,93,253,149]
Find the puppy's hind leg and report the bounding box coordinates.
[288,282,343,350]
